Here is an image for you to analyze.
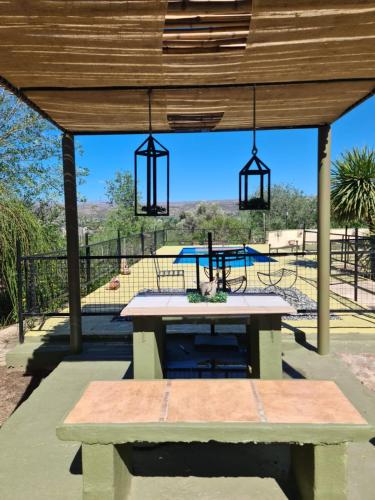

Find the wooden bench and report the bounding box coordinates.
[57,379,373,500]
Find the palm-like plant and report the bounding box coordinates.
[331,146,375,277]
[331,147,375,230]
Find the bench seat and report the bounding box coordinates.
[57,379,373,500]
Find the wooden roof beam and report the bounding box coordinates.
[163,37,247,47]
[163,29,249,40]
[0,74,67,133]
[165,21,250,30]
[167,0,251,16]
[165,14,251,26]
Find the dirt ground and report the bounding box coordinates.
[0,324,48,427]
[338,352,375,392]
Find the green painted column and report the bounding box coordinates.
[247,314,282,379]
[317,125,331,355]
[133,317,165,379]
[62,133,82,354]
[291,443,347,500]
[82,444,132,500]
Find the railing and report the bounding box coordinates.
[17,245,375,340]
[164,227,265,245]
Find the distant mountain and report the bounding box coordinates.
[78,201,112,219]
[169,199,239,215]
[78,199,239,218]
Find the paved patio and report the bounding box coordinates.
[1,338,374,500]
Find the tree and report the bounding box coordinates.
[239,184,317,235]
[331,147,375,232]
[0,88,88,206]
[331,147,375,277]
[96,170,156,240]
[0,186,58,323]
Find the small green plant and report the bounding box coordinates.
[187,291,227,303]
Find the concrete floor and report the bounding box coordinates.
[0,336,374,500]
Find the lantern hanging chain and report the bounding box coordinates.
[148,88,152,135]
[252,84,258,155]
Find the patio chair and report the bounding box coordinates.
[152,250,185,291]
[214,247,248,293]
[257,267,298,299]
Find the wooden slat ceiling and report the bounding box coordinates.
[0,0,374,133]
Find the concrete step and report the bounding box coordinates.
[0,356,131,500]
[6,341,132,370]
[6,342,70,370]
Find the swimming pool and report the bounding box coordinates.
[174,246,275,268]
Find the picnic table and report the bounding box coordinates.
[120,293,296,379]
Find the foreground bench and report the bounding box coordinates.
[57,379,373,500]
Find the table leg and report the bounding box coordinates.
[133,317,165,379]
[82,443,133,500]
[291,443,347,500]
[247,314,282,379]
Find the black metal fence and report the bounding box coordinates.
[164,227,265,245]
[16,227,375,343]
[17,247,375,326]
[330,233,375,304]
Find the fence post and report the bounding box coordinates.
[141,231,145,255]
[85,232,91,294]
[117,229,122,272]
[268,244,272,275]
[302,223,306,253]
[354,228,359,302]
[263,213,267,243]
[195,256,200,292]
[222,254,227,292]
[208,232,214,282]
[16,240,24,344]
[153,230,157,251]
[344,226,348,270]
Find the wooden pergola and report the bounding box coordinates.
[1,0,374,354]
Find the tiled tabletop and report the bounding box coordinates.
[64,380,366,426]
[120,294,296,317]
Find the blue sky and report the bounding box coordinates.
[77,95,374,202]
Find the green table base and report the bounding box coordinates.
[247,314,282,379]
[133,315,283,380]
[132,318,165,380]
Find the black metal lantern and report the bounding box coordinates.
[134,90,170,216]
[239,86,271,211]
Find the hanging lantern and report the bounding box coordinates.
[134,90,170,216]
[239,85,271,211]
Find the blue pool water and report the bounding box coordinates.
[174,246,275,268]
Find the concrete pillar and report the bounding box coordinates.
[291,443,347,499]
[132,318,165,379]
[247,314,282,379]
[82,444,133,500]
[62,133,82,353]
[317,125,331,355]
